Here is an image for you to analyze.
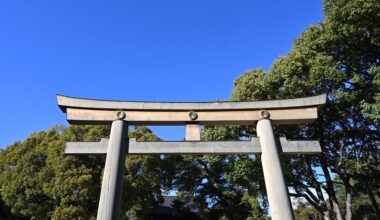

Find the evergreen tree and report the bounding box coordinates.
[230,0,379,219]
[0,125,176,220]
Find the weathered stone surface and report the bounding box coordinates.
[65,137,321,155]
[97,120,128,220]
[57,94,326,111]
[185,124,200,141]
[64,107,319,125]
[257,119,294,220]
[57,94,326,220]
[57,94,325,125]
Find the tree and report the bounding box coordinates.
[230,0,379,219]
[335,176,379,220]
[1,1,379,219]
[0,125,176,220]
[294,203,321,220]
[172,125,269,219]
[169,2,379,219]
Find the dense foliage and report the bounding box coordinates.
[0,0,379,219]
[0,125,175,219]
[230,0,379,219]
[174,0,380,219]
[171,127,268,219]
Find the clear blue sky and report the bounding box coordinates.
[0,0,324,148]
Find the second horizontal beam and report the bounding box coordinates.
[65,138,321,155]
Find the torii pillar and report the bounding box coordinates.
[57,94,326,220]
[257,112,294,219]
[97,115,128,220]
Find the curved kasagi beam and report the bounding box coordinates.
[57,94,326,112]
[56,94,326,125]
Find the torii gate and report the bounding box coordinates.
[57,94,326,220]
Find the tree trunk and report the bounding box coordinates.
[367,186,380,219]
[343,177,352,220]
[332,198,344,220]
[322,213,331,220]
[319,156,344,220]
[304,159,331,220]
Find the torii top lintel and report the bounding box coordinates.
[56,94,326,126]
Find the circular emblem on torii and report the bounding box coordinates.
[116,111,126,120]
[260,110,270,119]
[189,111,198,120]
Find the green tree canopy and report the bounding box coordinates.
[0,125,176,220]
[174,1,379,219]
[1,1,379,220]
[230,0,380,219]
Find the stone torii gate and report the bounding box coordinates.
[57,94,326,220]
